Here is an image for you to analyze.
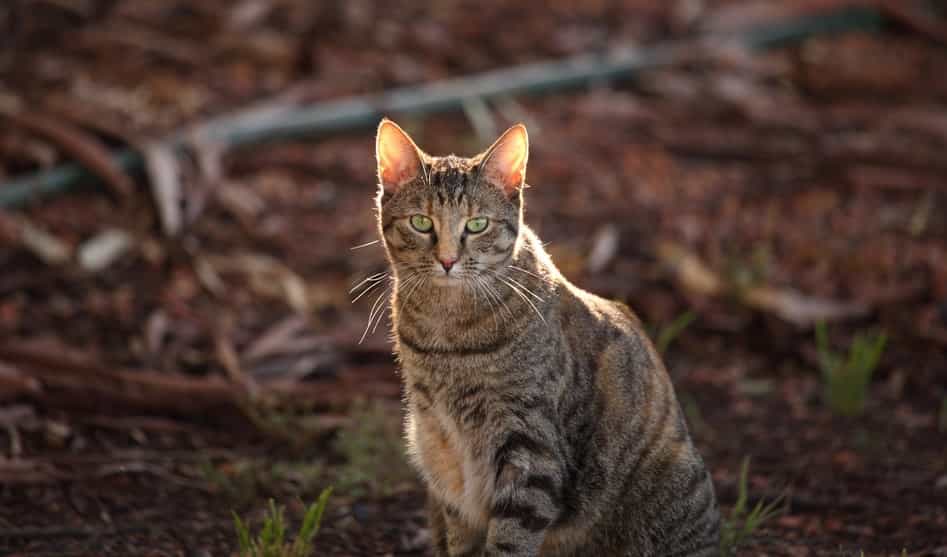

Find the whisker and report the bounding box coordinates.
[350,240,380,251]
[350,271,388,293]
[481,276,515,322]
[507,265,550,284]
[491,272,546,324]
[370,305,390,335]
[360,285,392,344]
[503,274,544,302]
[398,274,427,312]
[469,277,487,323]
[395,272,418,308]
[508,282,545,324]
[476,277,503,335]
[471,279,487,328]
[351,276,387,303]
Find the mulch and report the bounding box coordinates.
[1,1,945,555]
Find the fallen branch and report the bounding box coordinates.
[0,106,135,203]
[0,5,883,208]
[880,0,947,45]
[0,340,400,420]
[0,361,42,402]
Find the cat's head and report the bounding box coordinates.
[374,118,528,288]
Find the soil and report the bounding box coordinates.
[1,1,945,556]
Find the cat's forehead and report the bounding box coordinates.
[421,155,482,204]
[427,154,478,177]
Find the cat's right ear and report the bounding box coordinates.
[376,119,424,194]
[479,123,528,198]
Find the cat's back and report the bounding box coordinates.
[554,280,657,385]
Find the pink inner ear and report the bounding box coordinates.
[483,125,528,195]
[380,165,403,186]
[377,121,422,192]
[379,144,411,183]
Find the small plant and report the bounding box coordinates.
[815,322,887,417]
[200,458,324,506]
[200,458,260,506]
[679,392,706,435]
[654,310,697,354]
[726,244,772,293]
[720,457,785,555]
[333,399,415,496]
[233,487,332,557]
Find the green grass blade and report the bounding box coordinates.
[721,457,784,555]
[232,511,252,554]
[656,311,697,354]
[232,491,333,557]
[292,487,333,555]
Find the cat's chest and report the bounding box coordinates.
[406,400,494,527]
[398,316,468,350]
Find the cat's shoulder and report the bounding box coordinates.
[559,282,645,332]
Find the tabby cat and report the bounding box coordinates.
[372,119,719,556]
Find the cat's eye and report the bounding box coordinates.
[410,214,433,232]
[466,217,489,233]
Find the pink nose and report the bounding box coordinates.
[439,257,457,272]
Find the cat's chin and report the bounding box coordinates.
[430,274,464,288]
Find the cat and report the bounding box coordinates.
[372,118,720,556]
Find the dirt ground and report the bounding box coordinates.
[1,1,946,555]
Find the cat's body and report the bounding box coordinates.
[373,120,719,556]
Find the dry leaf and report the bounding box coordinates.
[587,223,620,273]
[143,143,183,236]
[16,218,72,265]
[78,228,134,272]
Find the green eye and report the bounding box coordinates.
[410,214,433,232]
[466,217,489,233]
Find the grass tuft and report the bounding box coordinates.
[200,457,324,506]
[815,322,887,417]
[654,310,697,354]
[720,457,784,555]
[233,487,332,557]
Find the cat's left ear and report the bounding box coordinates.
[376,118,425,194]
[480,124,528,197]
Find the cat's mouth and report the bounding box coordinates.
[430,273,464,287]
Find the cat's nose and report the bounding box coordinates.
[439,257,457,272]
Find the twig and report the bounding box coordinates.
[0,340,400,418]
[142,142,183,236]
[655,240,870,326]
[880,0,947,45]
[94,461,214,491]
[0,108,135,203]
[78,24,208,66]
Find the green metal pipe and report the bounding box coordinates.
[0,6,883,209]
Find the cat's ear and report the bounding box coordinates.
[480,124,529,197]
[376,118,425,194]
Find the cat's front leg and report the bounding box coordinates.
[428,493,485,557]
[483,431,564,556]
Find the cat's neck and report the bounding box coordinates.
[513,226,559,283]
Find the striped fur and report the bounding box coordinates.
[374,120,720,556]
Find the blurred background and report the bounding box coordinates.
[1,0,945,555]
